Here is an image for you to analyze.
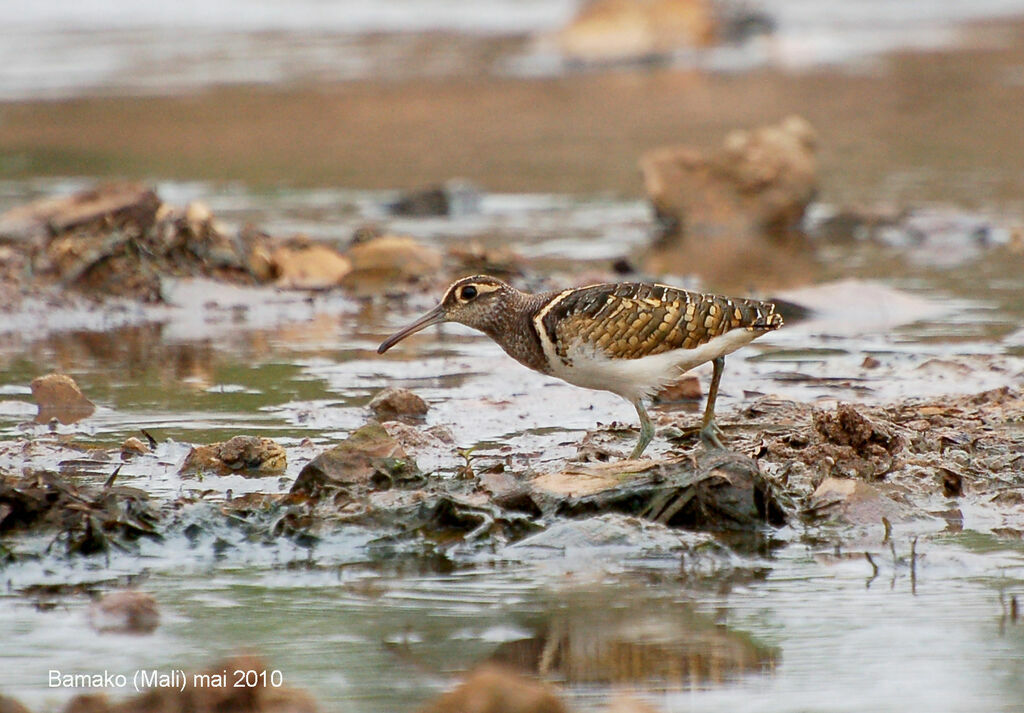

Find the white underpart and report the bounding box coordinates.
[541,328,760,404]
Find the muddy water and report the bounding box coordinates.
[1,181,1023,712]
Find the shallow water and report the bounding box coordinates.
[1,181,1023,712]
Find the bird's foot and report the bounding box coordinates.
[699,419,727,450]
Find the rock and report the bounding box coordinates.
[62,655,318,713]
[88,590,160,634]
[343,234,443,291]
[417,665,567,713]
[368,387,429,422]
[120,437,150,458]
[387,179,482,217]
[291,424,418,497]
[30,373,95,425]
[653,374,701,402]
[179,436,287,477]
[270,241,352,289]
[556,0,716,64]
[640,116,818,288]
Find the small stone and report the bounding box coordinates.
[179,436,287,477]
[861,355,881,369]
[369,387,429,422]
[88,590,160,634]
[120,436,150,459]
[30,373,95,425]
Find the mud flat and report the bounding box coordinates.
[2,19,1024,210]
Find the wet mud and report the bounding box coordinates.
[0,159,1021,708]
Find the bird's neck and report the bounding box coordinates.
[476,288,552,374]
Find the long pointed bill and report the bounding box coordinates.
[377,304,446,354]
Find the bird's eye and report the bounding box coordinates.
[460,285,478,300]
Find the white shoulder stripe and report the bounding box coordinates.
[532,288,576,365]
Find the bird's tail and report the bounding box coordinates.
[752,300,784,332]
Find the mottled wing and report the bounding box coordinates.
[538,282,781,362]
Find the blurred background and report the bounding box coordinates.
[2,2,1024,713]
[4,0,1024,205]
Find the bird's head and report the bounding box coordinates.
[377,275,514,354]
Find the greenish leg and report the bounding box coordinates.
[700,356,727,450]
[630,399,655,459]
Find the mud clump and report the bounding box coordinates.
[641,116,818,289]
[368,386,429,423]
[811,403,902,480]
[291,424,420,498]
[179,436,287,478]
[0,470,161,555]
